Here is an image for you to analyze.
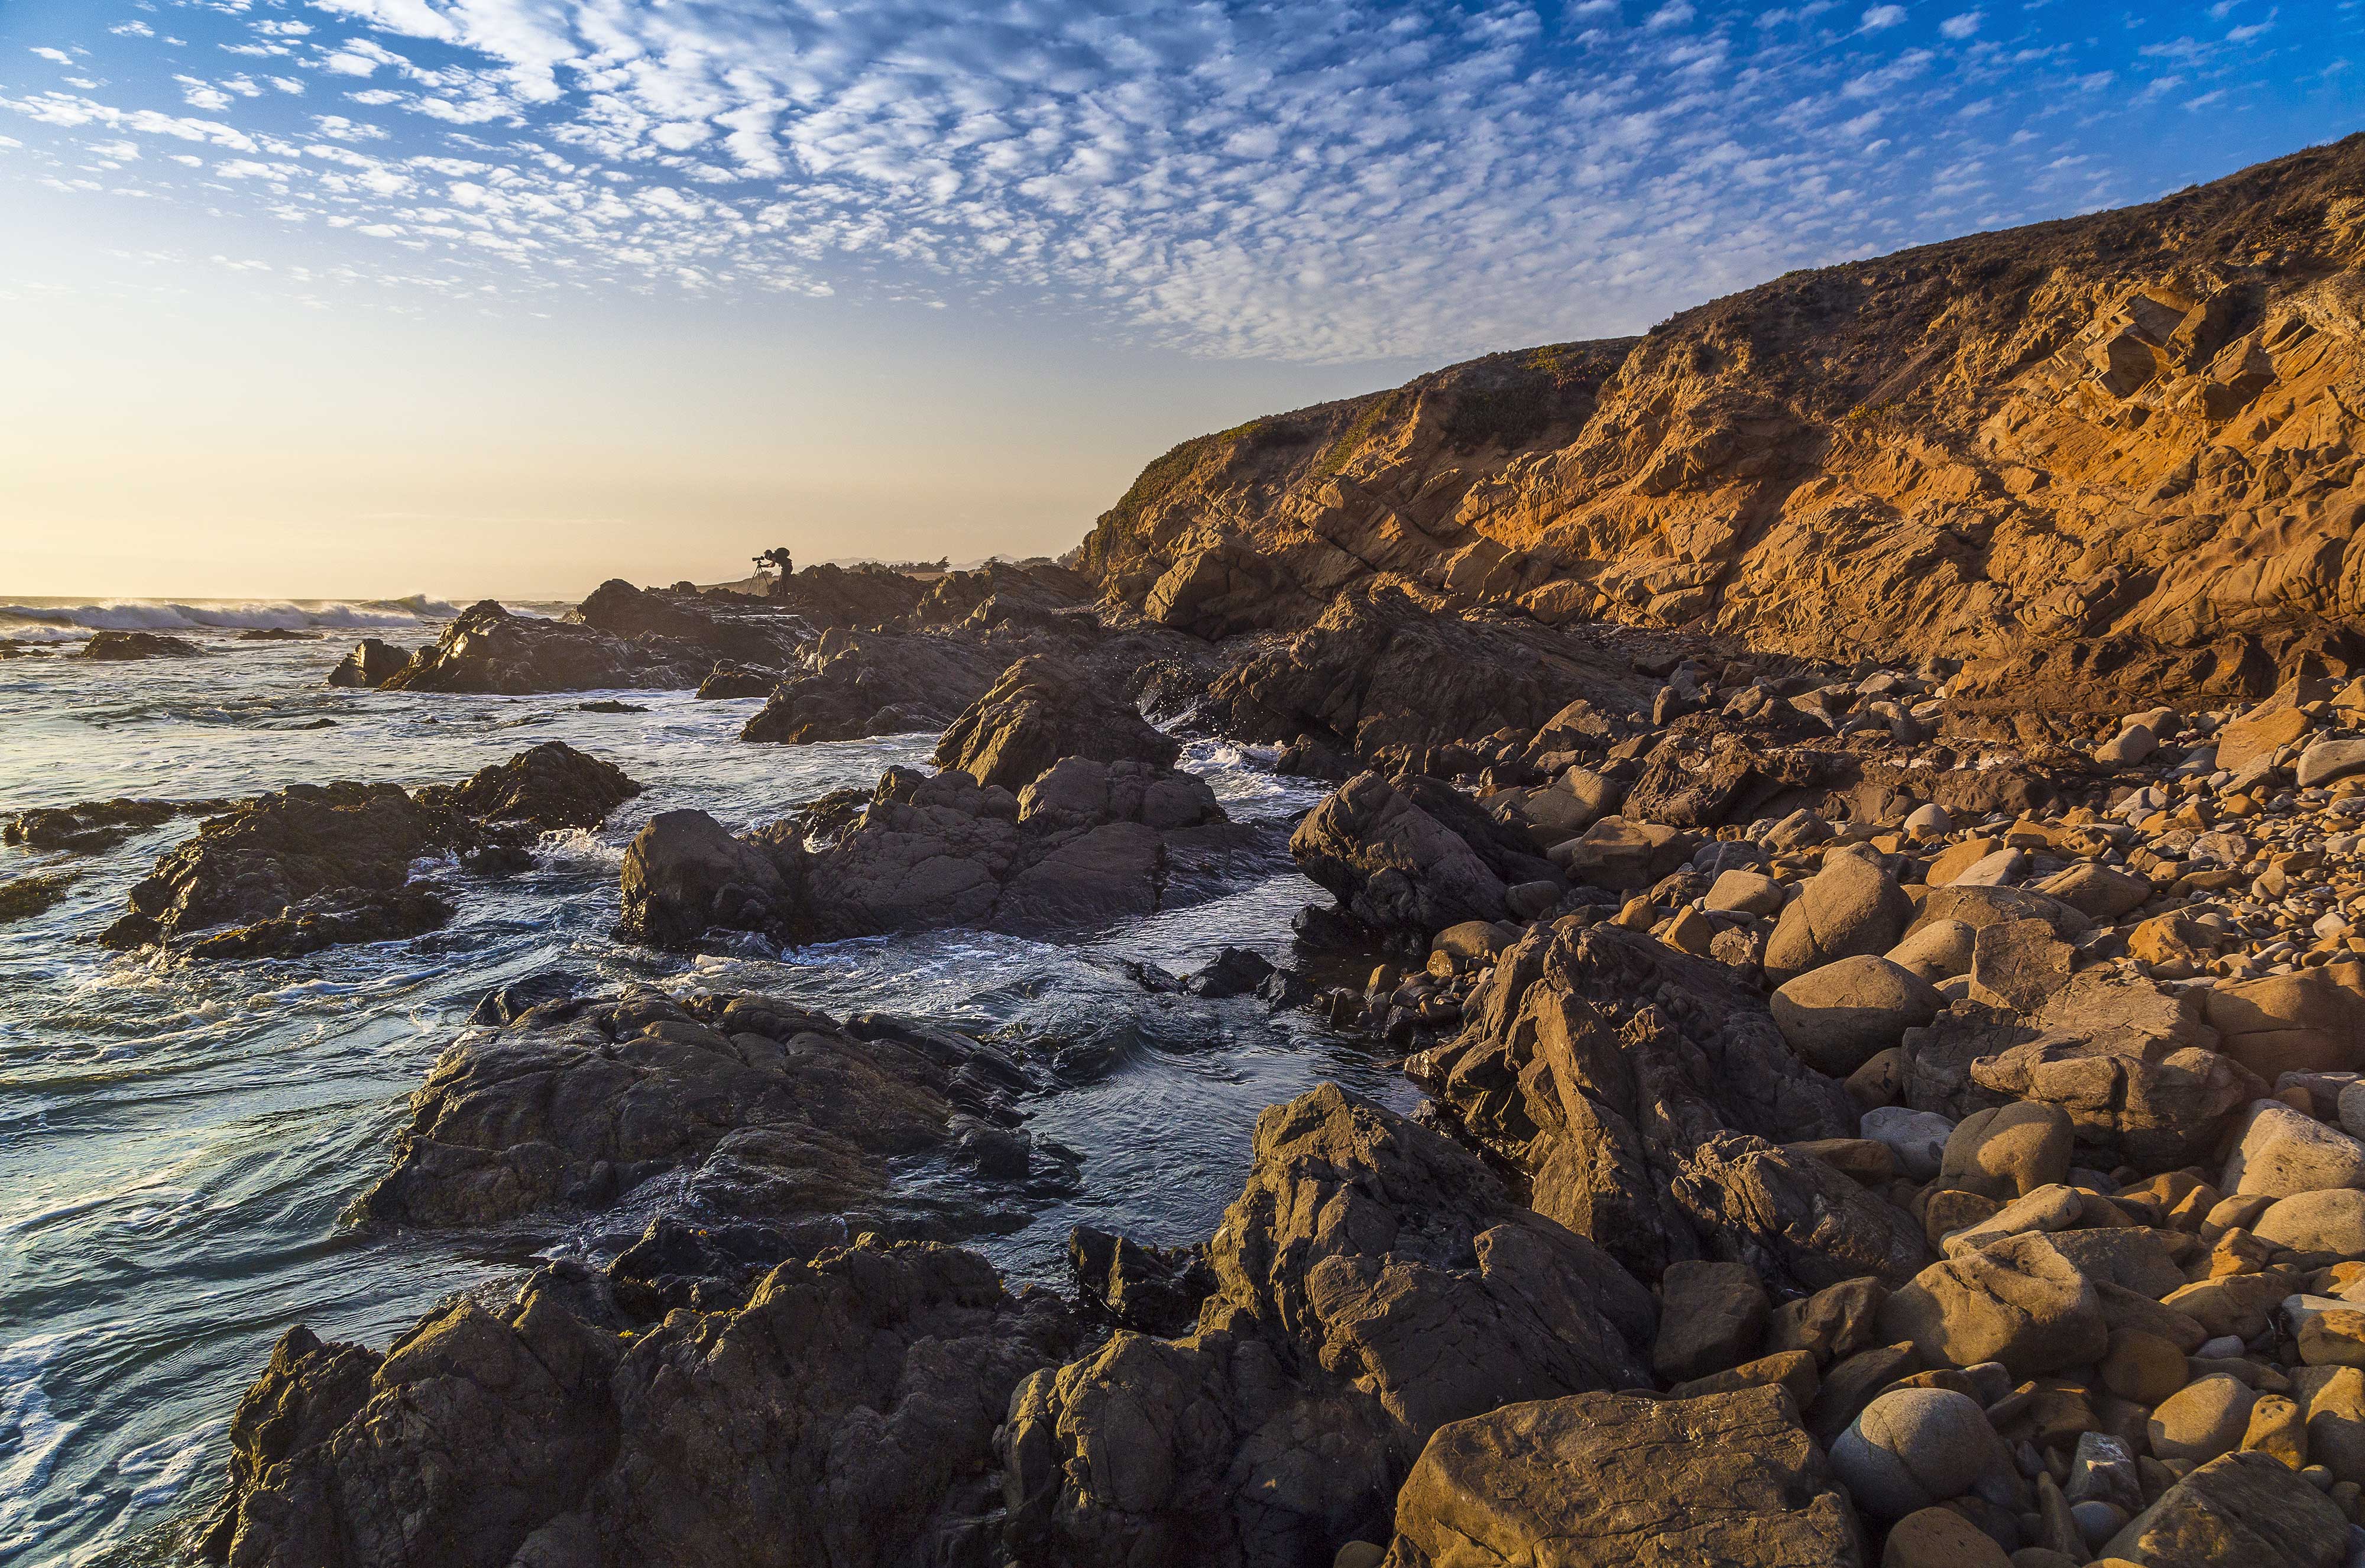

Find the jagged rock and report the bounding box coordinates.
[694,660,777,698]
[325,638,412,688]
[1877,1232,2109,1377]
[1000,1084,1654,1567]
[1196,583,1647,760]
[934,655,1178,791]
[1077,139,2365,719]
[741,631,1005,743]
[1376,1388,1863,1567]
[1971,1032,2264,1174]
[432,740,642,830]
[1415,923,1863,1283]
[1068,1225,1214,1335]
[202,1239,1083,1568]
[387,600,707,693]
[1292,772,1511,933]
[622,760,1258,947]
[99,744,637,957]
[362,986,1034,1232]
[82,630,205,659]
[4,795,235,854]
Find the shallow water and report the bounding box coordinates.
[0,615,1408,1565]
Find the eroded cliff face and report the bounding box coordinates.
[1078,134,2365,711]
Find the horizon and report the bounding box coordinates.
[2,0,2358,597]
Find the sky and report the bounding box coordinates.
[0,0,2357,598]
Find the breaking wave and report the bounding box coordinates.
[0,595,458,640]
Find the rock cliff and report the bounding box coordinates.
[1078,135,2365,714]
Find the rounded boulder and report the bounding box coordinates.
[1772,954,1944,1076]
[1830,1386,2011,1521]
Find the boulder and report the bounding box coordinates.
[435,740,642,830]
[741,631,1004,743]
[1877,1233,2108,1376]
[1771,956,1944,1075]
[2203,966,2365,1080]
[1550,815,1697,893]
[1652,1259,1770,1382]
[618,809,802,949]
[1862,1107,1954,1181]
[2149,1375,2259,1466]
[2221,1100,2365,1198]
[1966,918,2077,1015]
[2297,737,2365,789]
[1377,1388,1863,1568]
[83,629,205,659]
[2034,862,2155,922]
[1766,1277,1890,1366]
[1068,1226,1214,1336]
[1674,1133,1935,1291]
[1881,1508,2012,1567]
[2100,1450,2349,1566]
[2214,705,2312,773]
[1938,1103,2075,1200]
[1764,851,1913,982]
[1909,884,2092,942]
[934,655,1179,791]
[1830,1386,2011,1521]
[2255,1188,2365,1256]
[1708,869,1788,917]
[325,637,412,688]
[1887,919,1976,982]
[1293,772,1511,932]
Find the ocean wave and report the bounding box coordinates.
[0,597,459,637]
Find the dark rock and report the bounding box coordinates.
[1002,1084,1654,1566]
[1184,946,1277,997]
[101,745,636,957]
[934,655,1180,791]
[621,759,1261,948]
[576,699,644,713]
[694,660,777,699]
[202,1239,1084,1568]
[325,639,412,688]
[1291,772,1512,934]
[362,984,1035,1234]
[432,740,643,830]
[465,970,585,1027]
[387,600,699,693]
[237,627,322,642]
[82,630,205,660]
[4,796,235,854]
[0,869,79,925]
[1197,584,1647,762]
[741,631,1005,743]
[1068,1224,1215,1335]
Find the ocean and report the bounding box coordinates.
[0,600,1405,1564]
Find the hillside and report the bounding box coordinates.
[1076,134,2365,712]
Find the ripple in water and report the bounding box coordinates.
[0,626,1403,1563]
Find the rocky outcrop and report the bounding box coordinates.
[81,630,206,660]
[1198,583,1650,764]
[1000,1084,1655,1566]
[362,984,1047,1233]
[1077,136,2365,715]
[99,743,639,958]
[202,1239,1084,1568]
[325,639,412,688]
[620,757,1263,947]
[385,600,711,693]
[1291,770,1561,934]
[934,656,1181,790]
[4,796,236,853]
[740,631,1007,743]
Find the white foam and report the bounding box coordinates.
[0,1331,81,1553]
[0,597,459,637]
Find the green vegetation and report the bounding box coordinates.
[1314,390,1405,479]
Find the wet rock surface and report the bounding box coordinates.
[98,743,639,958]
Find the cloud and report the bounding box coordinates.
[31,47,77,65]
[110,21,155,38]
[0,0,2332,361]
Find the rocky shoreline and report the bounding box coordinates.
[166,137,2365,1568]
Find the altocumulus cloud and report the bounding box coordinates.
[0,0,2334,361]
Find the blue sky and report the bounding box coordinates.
[0,0,2357,594]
